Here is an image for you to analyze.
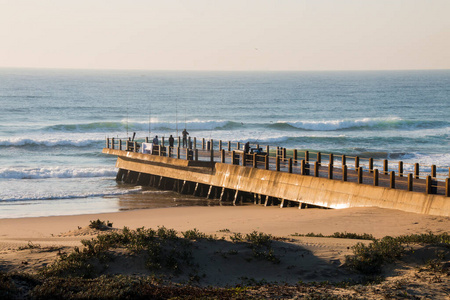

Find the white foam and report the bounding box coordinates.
[282,117,402,131]
[0,166,117,179]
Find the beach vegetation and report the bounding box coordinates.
[291,232,376,241]
[88,219,113,230]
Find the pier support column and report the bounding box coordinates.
[233,190,239,206]
[407,173,413,191]
[390,171,395,189]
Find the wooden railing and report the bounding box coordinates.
[105,136,450,197]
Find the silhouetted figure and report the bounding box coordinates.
[153,135,159,145]
[182,129,189,148]
[244,141,250,154]
[169,135,174,148]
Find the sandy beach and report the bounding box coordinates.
[1,205,449,298]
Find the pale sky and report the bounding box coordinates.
[1,0,449,71]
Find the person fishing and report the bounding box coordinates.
[152,135,159,145]
[169,134,174,148]
[182,129,189,148]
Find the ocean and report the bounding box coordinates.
[0,69,449,218]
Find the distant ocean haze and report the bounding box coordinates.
[0,69,449,217]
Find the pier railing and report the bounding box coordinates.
[105,136,450,197]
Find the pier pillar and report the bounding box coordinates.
[445,178,449,197]
[314,161,319,177]
[414,163,420,179]
[193,137,196,150]
[407,173,413,191]
[237,142,240,150]
[195,149,199,161]
[221,149,225,163]
[265,155,269,170]
[228,141,231,151]
[426,175,432,194]
[328,163,333,179]
[288,158,292,173]
[301,160,306,175]
[357,167,363,184]
[355,156,359,169]
[111,138,115,150]
[106,138,110,148]
[219,140,222,150]
[374,169,379,186]
[317,152,321,166]
[293,150,298,165]
[305,151,309,163]
[242,153,246,166]
[342,155,346,167]
[177,137,181,147]
[342,165,348,181]
[210,147,214,162]
[383,159,388,175]
[253,154,258,168]
[231,151,236,165]
[177,147,180,159]
[276,156,280,171]
[368,158,373,173]
[390,171,395,189]
[162,137,165,147]
[266,145,269,155]
[202,138,205,150]
[329,153,333,166]
[431,165,436,178]
[398,161,403,177]
[119,139,122,151]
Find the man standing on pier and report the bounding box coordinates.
[182,129,189,148]
[169,135,174,148]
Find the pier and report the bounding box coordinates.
[103,136,450,217]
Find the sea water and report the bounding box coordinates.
[0,69,449,218]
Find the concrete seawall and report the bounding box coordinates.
[103,148,450,217]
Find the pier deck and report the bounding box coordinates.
[103,137,449,217]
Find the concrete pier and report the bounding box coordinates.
[103,146,450,217]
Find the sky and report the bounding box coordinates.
[1,0,449,71]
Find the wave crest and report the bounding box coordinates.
[0,166,117,179]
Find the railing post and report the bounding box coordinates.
[221,149,225,163]
[134,141,137,153]
[342,165,347,181]
[407,173,413,191]
[210,147,214,162]
[195,149,199,161]
[355,156,359,169]
[162,137,165,147]
[188,137,192,149]
[369,158,373,173]
[254,154,258,168]
[293,150,298,165]
[228,141,231,151]
[373,169,379,186]
[431,165,436,178]
[383,159,388,175]
[357,167,363,184]
[329,153,334,166]
[314,161,319,177]
[288,158,292,173]
[119,139,122,150]
[276,156,280,171]
[145,137,149,143]
[237,142,240,150]
[426,175,432,194]
[126,140,130,151]
[266,145,269,156]
[398,161,403,177]
[177,147,180,159]
[328,163,333,179]
[242,152,246,166]
[390,171,395,189]
[177,136,181,147]
[111,137,115,150]
[186,148,190,160]
[445,178,449,197]
[342,155,346,167]
[202,138,205,150]
[231,151,236,165]
[317,152,321,166]
[219,140,222,151]
[193,137,197,150]
[282,148,287,161]
[301,159,306,175]
[265,155,269,170]
[305,151,309,163]
[414,163,420,179]
[106,137,110,148]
